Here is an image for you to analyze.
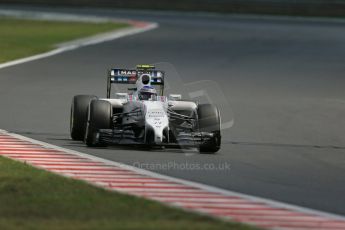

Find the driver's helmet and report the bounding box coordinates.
[138,86,157,100]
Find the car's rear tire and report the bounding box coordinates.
[85,100,112,147]
[70,95,97,140]
[197,104,221,153]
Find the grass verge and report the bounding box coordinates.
[0,17,129,63]
[0,156,257,230]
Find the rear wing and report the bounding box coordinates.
[107,68,165,98]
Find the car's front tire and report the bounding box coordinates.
[70,95,97,141]
[197,104,221,153]
[85,100,112,147]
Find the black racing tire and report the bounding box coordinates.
[70,95,97,141]
[197,104,221,153]
[85,100,112,147]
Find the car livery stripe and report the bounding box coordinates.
[1,130,345,230]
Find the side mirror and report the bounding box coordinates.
[115,93,128,99]
[169,94,182,101]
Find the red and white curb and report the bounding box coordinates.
[1,130,345,230]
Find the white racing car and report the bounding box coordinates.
[70,65,221,153]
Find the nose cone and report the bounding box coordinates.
[144,101,169,144]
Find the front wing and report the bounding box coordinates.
[96,129,215,148]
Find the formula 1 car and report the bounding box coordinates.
[70,65,221,153]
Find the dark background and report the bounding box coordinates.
[1,0,345,17]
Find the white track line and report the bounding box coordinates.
[0,10,158,70]
[1,129,345,230]
[1,9,345,230]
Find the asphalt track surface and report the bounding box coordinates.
[0,6,345,216]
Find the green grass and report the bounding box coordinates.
[0,17,129,63]
[0,156,257,230]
